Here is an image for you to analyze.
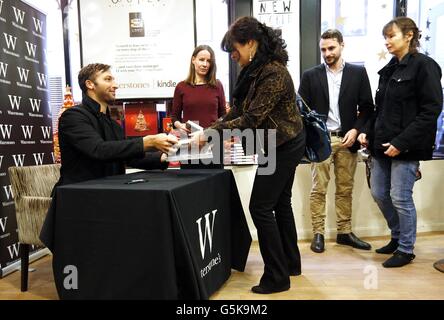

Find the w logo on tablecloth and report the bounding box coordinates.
[196,209,217,260]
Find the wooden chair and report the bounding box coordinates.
[8,164,60,291]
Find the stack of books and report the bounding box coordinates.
[224,140,257,165]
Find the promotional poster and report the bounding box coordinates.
[78,0,195,99]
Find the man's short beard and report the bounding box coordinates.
[102,93,116,105]
[324,56,339,67]
[105,97,115,104]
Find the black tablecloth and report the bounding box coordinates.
[51,169,251,299]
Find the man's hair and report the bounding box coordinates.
[320,29,344,44]
[78,63,111,93]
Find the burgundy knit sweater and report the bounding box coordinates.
[171,80,226,128]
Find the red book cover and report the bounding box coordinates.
[124,103,158,137]
[162,117,173,133]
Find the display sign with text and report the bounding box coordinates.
[79,0,195,99]
[253,0,300,84]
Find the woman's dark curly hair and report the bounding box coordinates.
[221,16,288,65]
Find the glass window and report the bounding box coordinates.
[408,0,444,158]
[321,0,394,94]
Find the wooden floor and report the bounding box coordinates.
[1,232,443,300]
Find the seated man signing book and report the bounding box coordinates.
[56,63,177,185]
[40,63,178,249]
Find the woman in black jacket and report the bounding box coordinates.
[193,16,306,293]
[358,17,443,268]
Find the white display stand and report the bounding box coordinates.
[227,160,444,240]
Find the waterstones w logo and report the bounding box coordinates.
[8,95,22,110]
[7,243,20,260]
[12,6,25,25]
[0,124,13,139]
[3,33,17,51]
[0,1,4,23]
[12,154,25,167]
[17,67,30,83]
[37,72,47,87]
[0,217,7,233]
[0,61,7,78]
[33,153,45,165]
[21,125,33,139]
[196,209,218,260]
[3,185,13,201]
[25,41,37,58]
[32,17,43,33]
[29,98,41,112]
[40,126,51,139]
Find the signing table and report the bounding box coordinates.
[51,169,251,299]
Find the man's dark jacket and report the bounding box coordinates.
[40,94,167,250]
[57,94,166,185]
[298,62,374,152]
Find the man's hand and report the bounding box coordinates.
[382,143,400,157]
[341,128,358,148]
[143,133,178,153]
[357,133,368,148]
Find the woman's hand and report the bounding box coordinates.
[357,133,368,148]
[174,121,191,134]
[382,143,400,157]
[189,131,207,148]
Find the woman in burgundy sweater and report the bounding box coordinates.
[172,45,226,129]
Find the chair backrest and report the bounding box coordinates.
[8,164,61,245]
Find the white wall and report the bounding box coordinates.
[230,160,444,240]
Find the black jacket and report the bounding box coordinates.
[364,53,443,160]
[57,94,167,185]
[298,62,374,152]
[40,95,167,251]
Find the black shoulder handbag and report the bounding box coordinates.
[296,94,332,162]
